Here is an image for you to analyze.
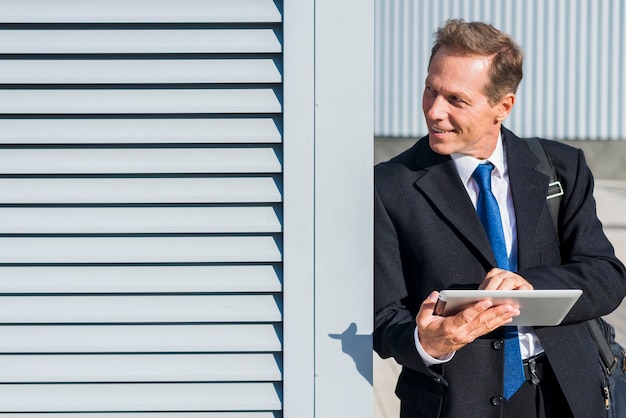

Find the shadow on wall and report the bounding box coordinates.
[329,322,373,385]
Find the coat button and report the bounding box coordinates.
[491,340,504,350]
[490,396,503,406]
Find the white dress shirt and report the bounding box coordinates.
[415,134,544,365]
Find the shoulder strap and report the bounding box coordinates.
[587,318,618,374]
[525,139,618,373]
[525,138,563,232]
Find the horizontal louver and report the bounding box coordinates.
[0,147,282,173]
[0,178,282,203]
[0,89,282,113]
[0,29,282,53]
[0,0,283,414]
[0,353,282,381]
[0,295,282,322]
[0,415,278,418]
[0,207,282,233]
[0,324,282,352]
[0,118,281,143]
[0,59,282,83]
[0,0,282,22]
[0,383,282,412]
[0,413,278,418]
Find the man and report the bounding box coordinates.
[374,19,626,418]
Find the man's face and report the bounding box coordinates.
[422,47,513,159]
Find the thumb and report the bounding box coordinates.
[418,291,440,318]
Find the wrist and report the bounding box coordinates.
[414,327,455,365]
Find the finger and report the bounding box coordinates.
[513,280,534,290]
[423,290,439,311]
[478,268,507,290]
[416,291,460,358]
[477,303,520,327]
[416,291,440,326]
[495,274,534,290]
[462,303,521,340]
[451,298,493,327]
[480,269,534,291]
[420,300,520,355]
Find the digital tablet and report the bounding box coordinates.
[433,289,582,326]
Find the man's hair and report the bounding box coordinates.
[429,19,524,105]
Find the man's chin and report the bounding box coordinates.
[428,137,456,156]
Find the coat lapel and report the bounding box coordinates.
[502,128,551,269]
[410,128,552,272]
[411,139,497,268]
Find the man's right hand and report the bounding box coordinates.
[415,291,520,359]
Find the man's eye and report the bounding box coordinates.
[449,96,466,105]
[424,86,436,96]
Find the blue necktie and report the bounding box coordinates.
[472,163,525,400]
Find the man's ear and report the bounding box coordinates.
[496,93,516,122]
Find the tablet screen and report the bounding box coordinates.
[434,289,582,326]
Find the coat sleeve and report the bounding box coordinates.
[519,145,626,321]
[373,180,435,376]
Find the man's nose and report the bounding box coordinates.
[424,95,447,120]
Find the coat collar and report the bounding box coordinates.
[503,128,551,269]
[411,127,549,270]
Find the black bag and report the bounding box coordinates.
[587,318,626,417]
[526,138,626,416]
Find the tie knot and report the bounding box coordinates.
[472,163,494,191]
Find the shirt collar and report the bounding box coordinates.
[450,133,506,186]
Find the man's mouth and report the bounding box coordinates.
[431,126,452,134]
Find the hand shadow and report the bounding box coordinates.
[328,322,373,385]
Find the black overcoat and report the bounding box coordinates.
[374,127,626,417]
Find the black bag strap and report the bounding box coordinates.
[588,318,618,374]
[525,138,564,233]
[525,138,617,374]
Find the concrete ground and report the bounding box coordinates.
[373,179,626,418]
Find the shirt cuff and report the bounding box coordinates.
[414,327,455,366]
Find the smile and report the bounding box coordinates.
[431,126,452,134]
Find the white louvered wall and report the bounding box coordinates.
[0,0,283,415]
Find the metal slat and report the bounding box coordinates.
[0,383,282,412]
[0,29,282,54]
[0,178,282,204]
[0,265,282,293]
[0,413,277,418]
[0,89,282,114]
[0,295,281,323]
[0,0,282,23]
[0,324,282,353]
[0,353,281,382]
[0,148,282,174]
[0,236,282,263]
[0,118,282,144]
[0,207,282,234]
[0,59,282,84]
